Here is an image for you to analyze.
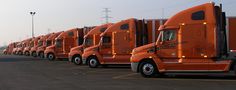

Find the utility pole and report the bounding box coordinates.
[30,12,36,38]
[102,8,112,24]
[48,28,51,34]
[160,8,165,25]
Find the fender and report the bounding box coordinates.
[131,52,165,73]
[44,49,55,56]
[69,50,83,58]
[82,50,102,63]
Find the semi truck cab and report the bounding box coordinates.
[68,24,112,65]
[30,36,42,57]
[131,3,236,77]
[45,28,91,61]
[82,18,164,68]
[36,33,52,58]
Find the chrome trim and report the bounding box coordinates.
[152,19,156,43]
[131,62,139,72]
[226,17,230,53]
[165,70,225,72]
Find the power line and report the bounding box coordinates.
[102,8,112,24]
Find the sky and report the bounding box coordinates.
[0,0,235,46]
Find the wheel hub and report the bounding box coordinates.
[74,57,81,64]
[90,59,97,67]
[143,63,154,75]
[49,54,54,59]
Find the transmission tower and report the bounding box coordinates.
[102,8,112,24]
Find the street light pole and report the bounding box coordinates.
[30,12,36,38]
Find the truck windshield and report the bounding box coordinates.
[85,38,93,46]
[46,40,52,46]
[30,42,34,47]
[38,41,43,47]
[55,39,63,48]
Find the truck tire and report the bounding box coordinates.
[48,53,55,61]
[32,52,37,57]
[73,55,82,65]
[19,51,23,55]
[139,61,158,78]
[25,52,30,56]
[88,57,99,68]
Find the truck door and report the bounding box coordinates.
[100,35,114,63]
[113,30,132,63]
[157,29,207,71]
[64,37,74,53]
[55,39,63,54]
[157,30,179,63]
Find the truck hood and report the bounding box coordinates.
[31,46,38,51]
[84,45,99,52]
[38,46,46,50]
[70,45,84,52]
[24,47,31,51]
[46,45,55,50]
[132,43,156,55]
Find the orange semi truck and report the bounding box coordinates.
[45,32,62,48]
[82,18,165,68]
[36,33,53,58]
[30,36,42,57]
[18,39,31,55]
[131,3,236,77]
[12,42,19,55]
[68,24,113,65]
[21,38,32,56]
[23,39,33,56]
[15,42,24,55]
[4,42,17,55]
[45,28,92,61]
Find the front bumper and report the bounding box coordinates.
[131,62,139,73]
[68,56,73,62]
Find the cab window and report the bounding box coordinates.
[68,31,74,37]
[56,39,63,48]
[100,27,107,32]
[46,40,52,46]
[162,30,176,41]
[85,38,93,46]
[102,36,111,43]
[38,41,43,47]
[192,11,205,20]
[120,23,129,30]
[30,42,34,47]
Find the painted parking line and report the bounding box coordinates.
[114,75,236,82]
[112,73,139,79]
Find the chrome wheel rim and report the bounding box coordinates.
[74,57,81,64]
[89,59,97,67]
[48,54,54,60]
[142,63,154,76]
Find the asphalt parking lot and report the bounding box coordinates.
[1,54,236,90]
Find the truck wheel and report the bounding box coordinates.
[48,53,55,61]
[88,57,99,68]
[25,52,28,56]
[139,61,158,78]
[39,52,44,58]
[19,51,23,55]
[73,55,82,65]
[32,52,37,57]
